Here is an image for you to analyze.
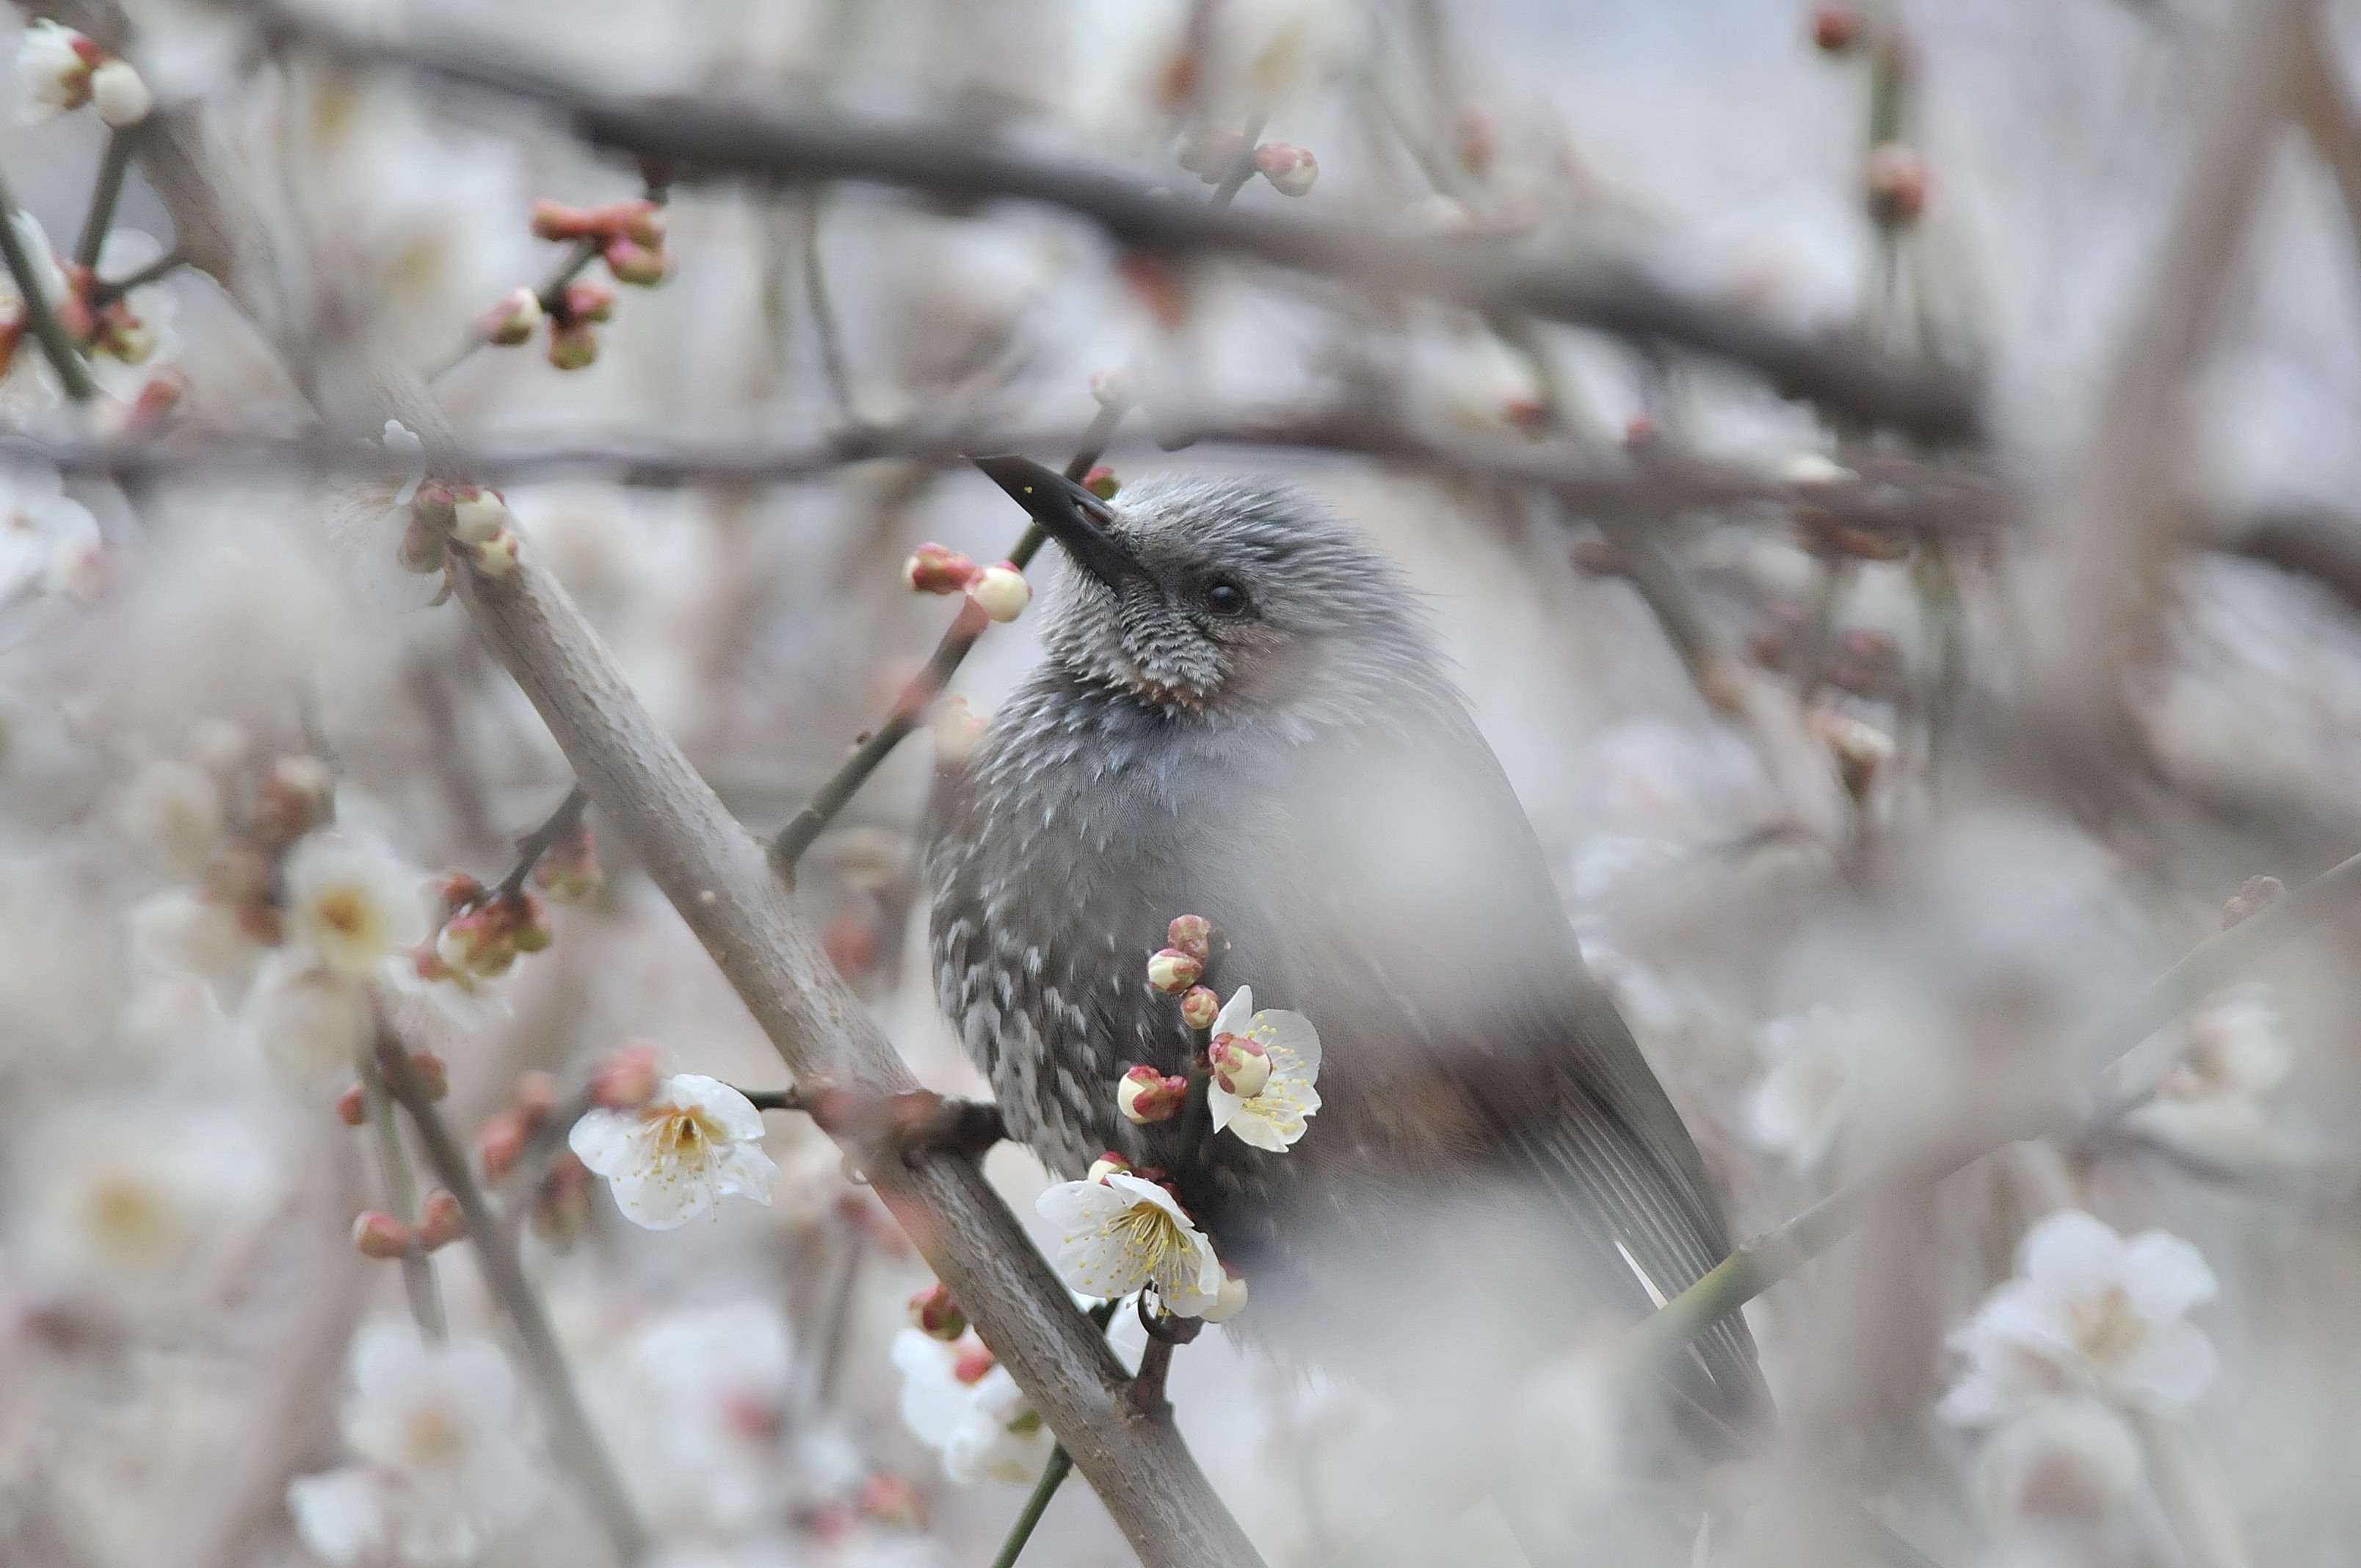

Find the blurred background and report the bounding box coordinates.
[5,0,2361,1564]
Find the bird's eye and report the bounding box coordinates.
[1203,578,1250,618]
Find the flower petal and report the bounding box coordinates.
[2114,1318,2217,1409]
[609,1164,715,1230]
[711,1141,780,1205]
[2120,1232,2217,1321]
[1251,1009,1320,1079]
[1211,986,1255,1038]
[566,1108,645,1177]
[2018,1211,2125,1297]
[664,1074,766,1142]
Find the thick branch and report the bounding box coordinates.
[261,7,1981,443]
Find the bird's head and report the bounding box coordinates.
[973,457,1437,723]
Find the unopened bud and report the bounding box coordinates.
[1117,1064,1189,1124]
[480,286,543,346]
[951,1340,996,1384]
[435,872,486,917]
[407,1049,449,1101]
[1807,707,1895,801]
[1087,1151,1134,1183]
[860,1473,925,1530]
[1083,465,1120,500]
[1165,914,1214,961]
[468,529,523,578]
[416,1188,467,1249]
[1145,947,1202,994]
[252,753,337,846]
[351,1211,413,1259]
[534,827,603,904]
[907,1282,968,1340]
[335,1084,368,1126]
[903,542,979,595]
[1208,1033,1271,1098]
[605,199,667,247]
[530,199,598,241]
[547,319,600,371]
[932,696,988,769]
[1253,142,1319,197]
[478,1107,529,1180]
[1781,451,1854,490]
[1178,986,1219,1030]
[603,237,668,286]
[2223,875,2285,929]
[561,280,615,323]
[1865,142,1929,226]
[966,562,1031,623]
[1089,366,1136,410]
[509,893,553,952]
[446,486,507,545]
[1201,1266,1249,1324]
[90,57,152,126]
[590,1042,661,1109]
[1176,124,1247,179]
[439,907,517,978]
[516,1070,559,1124]
[531,1151,593,1247]
[410,479,457,534]
[1813,5,1866,53]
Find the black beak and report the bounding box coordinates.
[969,454,1144,589]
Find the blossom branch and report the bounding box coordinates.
[255,4,1981,442]
[0,163,97,402]
[358,1053,447,1340]
[87,244,181,306]
[494,784,587,901]
[374,1030,653,1565]
[988,1296,1123,1568]
[1628,841,2361,1373]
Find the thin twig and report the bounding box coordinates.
[495,784,588,901]
[429,236,601,383]
[0,164,97,402]
[375,1031,651,1564]
[258,4,1981,442]
[360,1053,447,1340]
[987,1296,1125,1568]
[796,192,860,424]
[815,1231,865,1405]
[1628,841,2361,1371]
[75,123,143,270]
[88,245,186,307]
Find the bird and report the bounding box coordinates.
[924,456,1768,1447]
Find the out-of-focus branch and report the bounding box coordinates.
[2293,6,2361,293]
[2015,0,2313,802]
[74,123,142,269]
[795,193,860,424]
[376,1032,651,1565]
[255,5,1984,443]
[1629,839,2361,1371]
[0,164,98,402]
[360,1053,447,1339]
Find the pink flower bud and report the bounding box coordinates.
[1176,124,1246,180]
[1089,366,1136,409]
[480,286,543,346]
[1165,915,1214,961]
[477,1108,529,1180]
[530,199,598,241]
[1117,1064,1189,1124]
[517,1071,559,1124]
[1202,1265,1249,1324]
[602,237,669,286]
[435,872,487,917]
[1252,142,1319,197]
[1813,4,1867,52]
[351,1211,413,1259]
[547,319,600,371]
[468,529,523,578]
[410,479,457,533]
[1178,986,1219,1030]
[1865,142,1929,226]
[589,1041,661,1109]
[416,1188,468,1249]
[561,280,615,323]
[1087,1151,1133,1183]
[449,486,507,545]
[907,1282,968,1340]
[966,562,1031,623]
[335,1084,368,1126]
[509,893,553,952]
[407,1049,449,1101]
[1145,947,1202,994]
[534,826,603,904]
[1083,464,1120,500]
[951,1340,996,1384]
[596,199,667,247]
[902,542,979,595]
[860,1474,925,1530]
[438,906,518,978]
[1208,1033,1271,1097]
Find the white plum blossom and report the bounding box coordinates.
[242,953,375,1089]
[287,1324,544,1565]
[1205,986,1321,1152]
[15,19,91,121]
[1976,1398,2147,1525]
[127,886,261,997]
[0,458,101,601]
[2122,983,2291,1164]
[282,831,432,979]
[891,1328,1053,1485]
[1745,1005,1865,1172]
[569,1073,780,1229]
[584,1301,795,1536]
[1940,1210,2219,1426]
[112,757,225,876]
[1037,1170,1223,1314]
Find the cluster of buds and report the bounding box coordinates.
[899,542,1032,623]
[476,1070,562,1181]
[420,872,552,984]
[159,734,340,946]
[333,1048,448,1128]
[405,478,522,581]
[907,1281,968,1341]
[50,261,159,369]
[17,20,151,127]
[351,1188,467,1259]
[532,822,603,904]
[500,197,672,369]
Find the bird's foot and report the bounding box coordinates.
[805,1084,1007,1167]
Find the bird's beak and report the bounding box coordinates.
[970,454,1145,589]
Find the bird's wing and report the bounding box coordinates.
[1201,701,1768,1426]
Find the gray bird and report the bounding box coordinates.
[926,457,1766,1440]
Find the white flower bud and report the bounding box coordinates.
[966,562,1031,623]
[1146,947,1202,995]
[89,58,150,126]
[1200,1268,1249,1324]
[1086,1151,1133,1183]
[449,487,507,545]
[1208,1033,1272,1098]
[1252,142,1319,197]
[468,530,522,578]
[1117,1065,1187,1125]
